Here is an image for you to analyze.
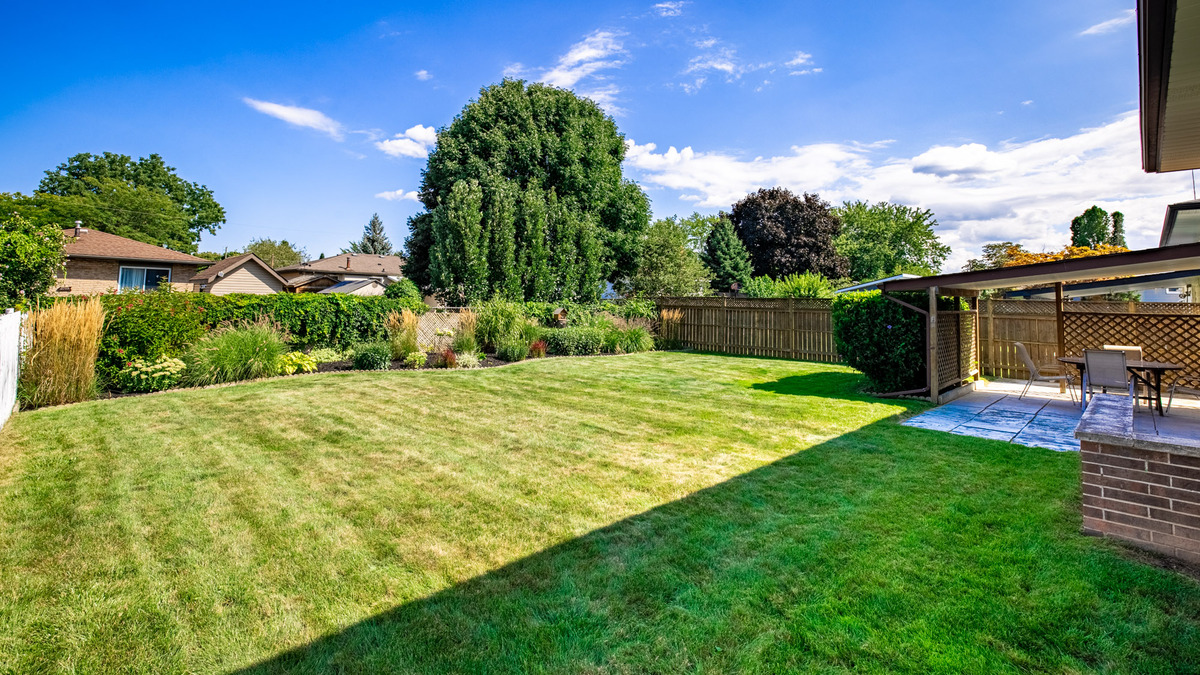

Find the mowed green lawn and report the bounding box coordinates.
[1,353,1198,673]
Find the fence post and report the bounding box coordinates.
[1055,283,1067,393]
[985,298,994,377]
[928,287,940,405]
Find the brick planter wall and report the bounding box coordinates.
[1081,439,1200,563]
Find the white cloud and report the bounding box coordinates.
[242,98,345,140]
[375,124,438,158]
[1021,100,1033,106]
[415,69,432,81]
[654,1,687,17]
[503,62,526,77]
[790,67,822,76]
[1081,9,1135,35]
[624,112,1191,271]
[540,30,627,89]
[786,51,812,67]
[375,189,421,202]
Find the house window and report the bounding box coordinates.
[118,266,171,291]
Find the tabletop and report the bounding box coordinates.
[1057,356,1184,370]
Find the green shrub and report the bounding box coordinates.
[495,337,530,362]
[276,351,317,375]
[457,352,482,368]
[604,321,655,354]
[541,327,604,356]
[744,272,833,299]
[114,356,186,393]
[183,322,287,386]
[403,351,428,369]
[474,298,526,351]
[383,278,422,301]
[93,288,205,383]
[351,342,392,371]
[308,347,346,363]
[831,290,963,393]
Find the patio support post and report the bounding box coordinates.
[929,286,940,404]
[1055,282,1066,393]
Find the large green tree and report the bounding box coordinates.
[38,152,224,251]
[834,200,950,280]
[245,238,307,268]
[0,214,67,309]
[344,213,394,255]
[1108,211,1127,247]
[963,242,1027,271]
[407,79,650,301]
[727,188,848,279]
[1070,206,1113,248]
[700,217,752,292]
[630,218,710,297]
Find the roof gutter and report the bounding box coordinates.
[1139,0,1176,173]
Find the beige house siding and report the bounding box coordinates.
[345,282,386,296]
[202,263,284,295]
[53,259,199,296]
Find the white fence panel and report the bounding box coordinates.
[0,311,21,430]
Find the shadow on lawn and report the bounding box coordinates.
[234,419,1199,674]
[749,371,897,404]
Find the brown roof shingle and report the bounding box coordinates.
[63,228,209,265]
[276,253,405,277]
[190,253,288,285]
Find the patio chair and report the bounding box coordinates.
[1015,342,1076,404]
[1166,375,1200,415]
[1084,349,1155,432]
[1104,345,1147,406]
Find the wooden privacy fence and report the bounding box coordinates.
[655,297,840,362]
[980,299,1200,382]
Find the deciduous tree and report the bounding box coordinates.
[631,218,710,297]
[834,200,950,280]
[727,188,848,279]
[245,238,307,268]
[0,214,67,309]
[963,242,1027,271]
[1070,206,1113,248]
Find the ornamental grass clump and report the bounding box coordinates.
[495,337,529,362]
[657,308,683,350]
[451,309,478,354]
[385,309,420,360]
[18,298,105,407]
[529,339,547,359]
[182,320,287,386]
[474,298,525,352]
[604,317,655,354]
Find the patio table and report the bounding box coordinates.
[1058,356,1183,416]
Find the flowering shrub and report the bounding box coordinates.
[456,352,481,368]
[94,287,204,384]
[276,351,317,375]
[114,356,186,393]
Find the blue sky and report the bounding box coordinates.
[2,1,1192,270]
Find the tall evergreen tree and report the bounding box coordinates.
[1069,206,1111,248]
[404,79,650,301]
[1108,211,1127,247]
[700,217,753,292]
[430,180,489,303]
[345,213,393,254]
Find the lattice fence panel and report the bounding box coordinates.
[417,309,462,351]
[937,311,978,389]
[1063,312,1200,386]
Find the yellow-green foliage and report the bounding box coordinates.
[18,298,105,407]
[276,351,318,375]
[385,309,421,360]
[114,356,186,393]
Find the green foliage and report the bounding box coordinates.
[0,213,67,309]
[674,212,722,252]
[403,351,428,369]
[743,272,834,299]
[38,152,225,252]
[183,322,287,386]
[307,347,347,363]
[473,297,527,351]
[345,213,393,255]
[519,298,657,326]
[603,321,655,354]
[1070,206,1113,248]
[700,217,752,293]
[834,201,950,281]
[729,187,848,279]
[962,242,1025,271]
[385,309,421,360]
[244,238,306,268]
[495,337,530,362]
[94,288,205,384]
[351,342,392,371]
[384,278,422,301]
[541,327,604,356]
[114,356,186,393]
[276,351,317,375]
[1109,211,1126,247]
[410,79,650,301]
[451,330,478,354]
[529,339,547,358]
[631,218,710,297]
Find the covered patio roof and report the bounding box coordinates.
[1004,268,1200,299]
[1139,0,1200,173]
[880,242,1200,293]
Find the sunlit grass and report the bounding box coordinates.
[0,352,1197,673]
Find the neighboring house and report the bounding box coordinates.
[318,278,388,296]
[833,274,921,294]
[189,253,288,295]
[276,254,404,293]
[53,226,209,296]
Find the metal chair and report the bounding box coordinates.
[1166,375,1200,415]
[1015,342,1076,404]
[1085,349,1155,432]
[1104,345,1146,406]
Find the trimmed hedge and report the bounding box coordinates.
[831,290,966,393]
